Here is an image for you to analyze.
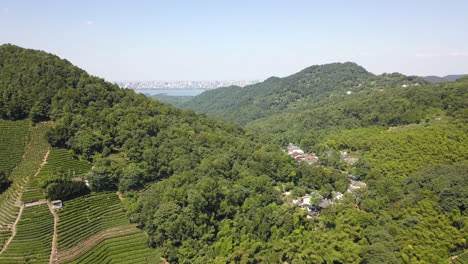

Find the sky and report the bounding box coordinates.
[1,0,468,81]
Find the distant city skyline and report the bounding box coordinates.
[115,80,260,89]
[1,0,467,80]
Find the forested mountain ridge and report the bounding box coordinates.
[247,76,468,148]
[0,44,467,264]
[0,43,303,190]
[0,44,352,262]
[182,62,427,124]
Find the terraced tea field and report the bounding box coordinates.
[0,122,51,228]
[56,193,157,263]
[16,123,53,202]
[0,204,53,264]
[23,148,91,202]
[0,120,30,176]
[63,230,158,264]
[0,231,10,251]
[0,122,52,262]
[1,122,157,263]
[0,192,20,231]
[37,149,91,181]
[57,192,129,250]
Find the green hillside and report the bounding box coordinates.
[0,44,466,264]
[248,77,468,148]
[183,62,426,124]
[0,45,315,262]
[148,93,193,107]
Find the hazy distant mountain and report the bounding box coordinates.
[148,93,193,107]
[444,74,468,81]
[421,74,468,83]
[421,76,448,83]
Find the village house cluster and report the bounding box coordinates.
[284,143,367,218]
[285,179,367,218]
[288,191,341,218]
[287,143,319,164]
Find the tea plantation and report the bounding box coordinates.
[0,120,30,177]
[0,204,53,264]
[0,122,51,228]
[36,149,91,182]
[56,193,158,263]
[63,230,158,264]
[0,121,158,263]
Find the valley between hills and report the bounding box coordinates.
[0,44,467,264]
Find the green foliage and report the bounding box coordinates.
[451,251,468,264]
[328,123,467,183]
[149,93,194,107]
[44,178,90,201]
[0,120,30,177]
[118,163,146,192]
[248,78,467,148]
[394,199,465,263]
[183,63,427,125]
[0,44,466,263]
[87,160,121,192]
[0,171,11,193]
[404,164,468,215]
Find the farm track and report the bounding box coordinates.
[48,201,59,264]
[0,148,51,257]
[35,148,51,179]
[1,122,154,263]
[0,204,23,255]
[57,225,137,263]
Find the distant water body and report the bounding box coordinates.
[134,89,207,96]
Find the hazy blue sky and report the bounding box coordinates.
[1,0,467,81]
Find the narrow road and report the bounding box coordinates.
[33,148,50,180]
[0,204,24,255]
[47,202,59,264]
[0,148,51,256]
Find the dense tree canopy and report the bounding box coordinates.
[0,171,11,193]
[247,78,467,149]
[1,44,466,263]
[182,62,427,125]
